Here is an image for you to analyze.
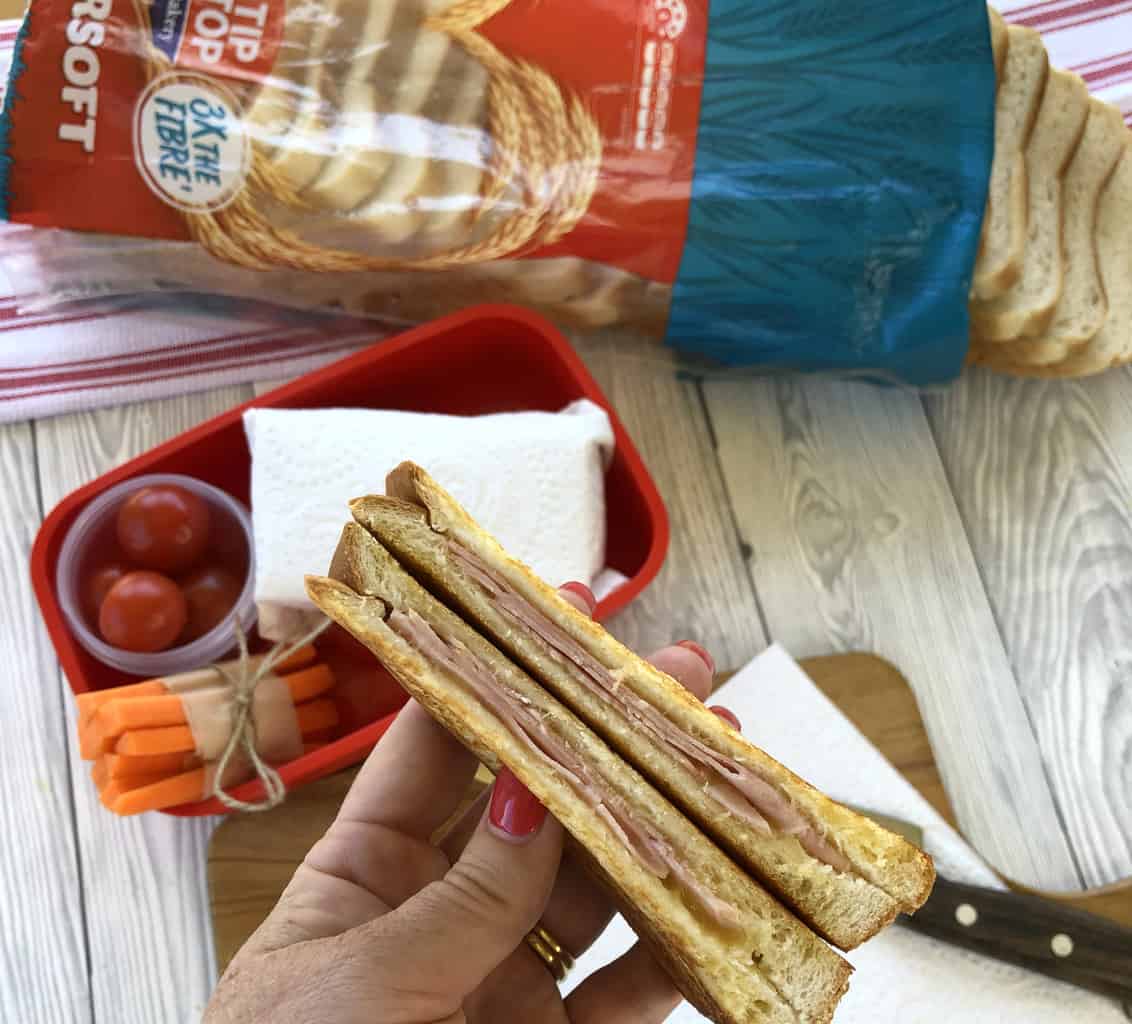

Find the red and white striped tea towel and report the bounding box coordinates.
[2,5,1130,423]
[0,291,381,424]
[999,0,1132,119]
[0,23,378,423]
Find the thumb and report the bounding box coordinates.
[367,767,563,1003]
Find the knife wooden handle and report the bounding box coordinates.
[903,877,1132,1002]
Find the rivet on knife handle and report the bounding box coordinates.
[903,877,1132,1003]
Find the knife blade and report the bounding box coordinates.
[850,805,1132,1008]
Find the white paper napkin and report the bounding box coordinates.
[244,400,624,639]
[563,645,1125,1022]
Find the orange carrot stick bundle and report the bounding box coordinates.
[75,643,318,731]
[88,664,334,752]
[113,699,339,757]
[78,638,338,815]
[76,647,319,760]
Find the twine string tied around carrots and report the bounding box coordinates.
[210,617,332,812]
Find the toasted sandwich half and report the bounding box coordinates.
[347,462,935,951]
[307,522,852,1024]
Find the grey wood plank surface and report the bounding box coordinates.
[35,385,252,1024]
[571,334,769,665]
[925,367,1132,888]
[703,374,1084,890]
[0,421,92,1024]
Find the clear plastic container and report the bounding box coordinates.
[55,473,256,678]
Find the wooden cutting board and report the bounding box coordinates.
[207,652,1130,971]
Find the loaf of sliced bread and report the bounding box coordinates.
[997,99,1126,367]
[969,119,1131,377]
[970,69,1089,343]
[971,23,1049,302]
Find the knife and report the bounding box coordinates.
[854,807,1132,1010]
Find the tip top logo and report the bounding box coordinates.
[652,0,687,39]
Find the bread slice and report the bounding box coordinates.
[308,524,853,1024]
[1054,146,1132,374]
[973,100,1128,372]
[350,463,935,951]
[976,144,1132,378]
[972,23,1049,301]
[970,69,1090,342]
[989,6,1008,81]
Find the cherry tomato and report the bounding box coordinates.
[99,571,187,653]
[180,565,242,641]
[82,563,129,623]
[116,485,210,572]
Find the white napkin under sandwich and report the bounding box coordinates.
[244,400,626,640]
[564,645,1124,1022]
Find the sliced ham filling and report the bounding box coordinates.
[388,608,742,930]
[449,542,854,876]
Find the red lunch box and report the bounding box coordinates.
[30,305,669,814]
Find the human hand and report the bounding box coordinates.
[204,583,738,1024]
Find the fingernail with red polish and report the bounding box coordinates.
[677,640,715,674]
[561,581,597,613]
[710,705,741,732]
[489,768,547,840]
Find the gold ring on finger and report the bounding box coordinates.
[525,923,574,982]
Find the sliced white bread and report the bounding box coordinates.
[970,69,1090,342]
[978,144,1132,378]
[974,100,1127,372]
[972,23,1049,301]
[1053,146,1132,374]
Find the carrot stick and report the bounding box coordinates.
[114,699,339,756]
[111,768,210,815]
[96,693,197,735]
[91,758,109,790]
[77,681,166,729]
[90,665,335,753]
[75,644,319,728]
[283,664,335,703]
[99,774,170,810]
[115,726,200,757]
[105,751,202,781]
